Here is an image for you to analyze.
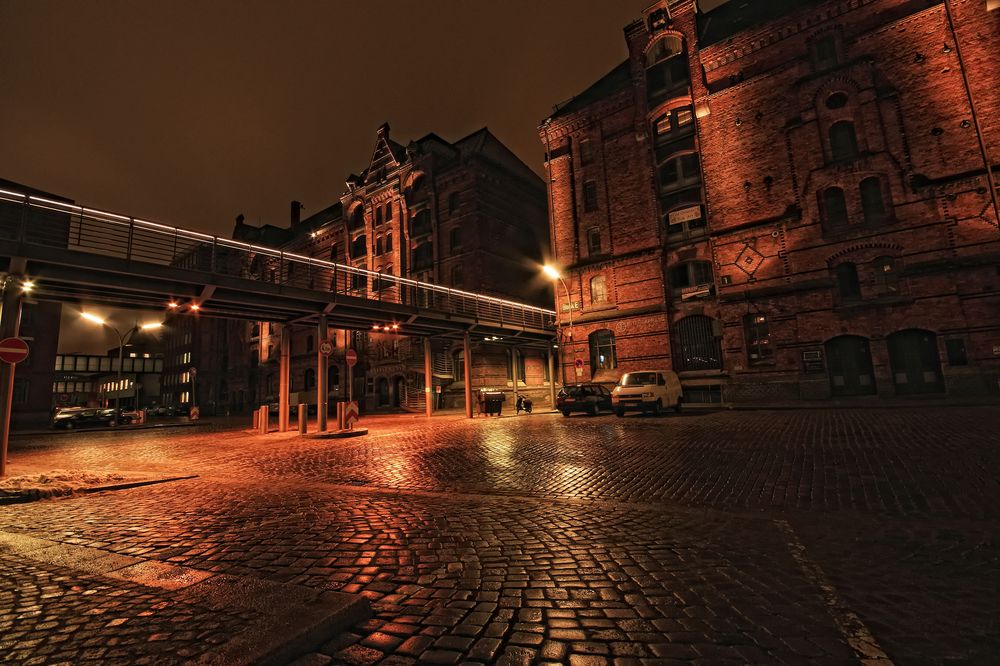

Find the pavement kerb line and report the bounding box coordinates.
[0,475,200,505]
[774,519,895,664]
[0,529,371,666]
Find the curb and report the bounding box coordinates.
[301,428,369,439]
[12,421,207,438]
[0,475,199,505]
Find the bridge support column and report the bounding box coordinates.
[511,348,519,412]
[279,324,290,432]
[317,315,328,432]
[463,331,473,419]
[547,350,557,410]
[423,337,433,418]
[0,266,25,478]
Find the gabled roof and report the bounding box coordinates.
[545,60,632,121]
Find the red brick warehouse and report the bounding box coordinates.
[540,0,1000,403]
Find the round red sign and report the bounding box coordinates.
[0,337,29,364]
[345,348,358,368]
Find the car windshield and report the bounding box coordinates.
[620,372,658,386]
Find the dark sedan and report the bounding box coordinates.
[52,408,132,429]
[556,384,613,417]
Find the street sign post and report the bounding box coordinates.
[574,357,583,378]
[319,340,334,356]
[0,338,29,365]
[345,348,357,367]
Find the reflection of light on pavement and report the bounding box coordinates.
[486,430,516,468]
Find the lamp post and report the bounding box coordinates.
[81,313,161,425]
[543,265,575,386]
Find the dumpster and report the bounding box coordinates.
[481,390,505,416]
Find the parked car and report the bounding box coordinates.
[52,407,132,429]
[556,384,613,417]
[148,405,182,417]
[611,370,683,416]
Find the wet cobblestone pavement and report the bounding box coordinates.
[3,405,1000,663]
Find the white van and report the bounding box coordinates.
[611,370,683,416]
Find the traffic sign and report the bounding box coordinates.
[319,340,334,356]
[0,338,29,365]
[343,400,359,428]
[345,349,358,367]
[574,358,584,369]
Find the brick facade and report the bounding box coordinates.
[542,0,1000,402]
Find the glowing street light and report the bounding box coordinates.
[81,313,164,424]
[543,264,575,385]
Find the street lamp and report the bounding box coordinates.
[81,313,162,424]
[543,265,575,385]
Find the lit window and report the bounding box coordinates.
[744,314,773,364]
[590,275,607,304]
[588,329,617,371]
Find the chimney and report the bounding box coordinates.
[290,200,303,227]
[235,213,245,226]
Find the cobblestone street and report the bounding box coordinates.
[2,406,999,664]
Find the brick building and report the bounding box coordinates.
[228,123,553,413]
[541,0,1000,402]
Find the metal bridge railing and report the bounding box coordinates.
[0,188,557,330]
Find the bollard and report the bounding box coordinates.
[252,409,259,431]
[298,404,307,434]
[259,406,269,435]
[338,402,345,430]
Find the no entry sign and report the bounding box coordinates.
[0,337,29,364]
[345,348,358,367]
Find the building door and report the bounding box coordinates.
[888,329,944,395]
[376,377,390,406]
[673,316,722,371]
[392,376,405,408]
[825,336,876,396]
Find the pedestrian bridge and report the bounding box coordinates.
[0,187,556,348]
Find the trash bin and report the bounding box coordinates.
[482,391,505,416]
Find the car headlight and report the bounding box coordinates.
[641,392,653,398]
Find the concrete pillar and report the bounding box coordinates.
[511,348,519,410]
[463,331,473,419]
[279,324,290,432]
[298,404,307,434]
[547,350,557,409]
[258,406,269,434]
[423,337,433,417]
[317,315,328,432]
[0,271,24,478]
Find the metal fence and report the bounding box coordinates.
[0,188,556,330]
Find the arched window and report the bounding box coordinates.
[304,368,316,390]
[306,335,314,353]
[375,207,383,226]
[860,177,886,224]
[412,175,425,192]
[829,121,858,161]
[384,233,392,253]
[453,348,465,381]
[873,256,899,295]
[350,235,367,259]
[590,275,607,304]
[349,205,364,230]
[450,227,462,252]
[645,36,688,103]
[822,187,848,231]
[452,264,463,289]
[385,202,393,221]
[588,329,617,371]
[836,262,861,299]
[673,316,722,371]
[448,192,460,215]
[658,153,701,193]
[376,236,384,255]
[412,210,432,237]
[328,365,340,388]
[645,35,683,66]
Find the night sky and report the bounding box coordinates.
[1,0,724,351]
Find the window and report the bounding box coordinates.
[376,265,393,291]
[836,262,861,299]
[822,187,848,231]
[453,349,465,381]
[412,243,433,270]
[813,34,839,70]
[329,243,339,262]
[412,210,432,237]
[825,92,848,110]
[507,351,527,382]
[350,205,364,230]
[653,106,695,147]
[860,177,886,224]
[588,329,617,371]
[658,153,701,193]
[645,36,688,103]
[666,204,707,237]
[350,235,367,259]
[304,368,316,390]
[829,121,858,161]
[587,227,602,255]
[590,275,607,304]
[375,206,383,226]
[450,227,462,252]
[452,264,463,289]
[376,236,383,255]
[12,378,28,405]
[583,181,598,212]
[744,314,773,364]
[328,364,340,388]
[670,261,713,291]
[386,202,393,221]
[448,192,460,215]
[579,138,593,165]
[384,233,392,253]
[873,256,899,295]
[674,315,723,371]
[351,267,367,292]
[945,339,968,366]
[306,335,314,353]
